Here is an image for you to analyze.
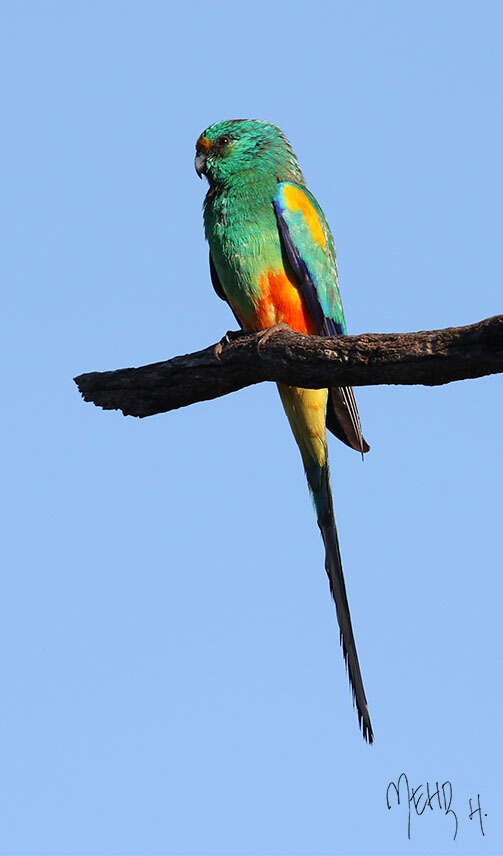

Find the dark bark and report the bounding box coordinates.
[74,314,503,418]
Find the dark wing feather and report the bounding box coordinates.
[327,389,370,454]
[322,318,370,455]
[273,199,369,455]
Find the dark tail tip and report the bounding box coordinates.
[359,707,374,744]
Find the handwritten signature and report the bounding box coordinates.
[386,773,486,841]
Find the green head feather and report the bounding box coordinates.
[195,119,304,188]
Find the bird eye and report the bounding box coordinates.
[217,135,231,146]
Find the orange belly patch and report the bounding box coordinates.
[251,270,318,334]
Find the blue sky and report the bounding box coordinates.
[2,1,502,853]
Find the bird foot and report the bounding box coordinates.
[214,329,243,361]
[256,322,291,354]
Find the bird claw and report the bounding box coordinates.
[214,329,243,361]
[256,322,291,354]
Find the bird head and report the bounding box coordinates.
[195,119,304,187]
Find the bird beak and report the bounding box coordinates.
[195,153,207,179]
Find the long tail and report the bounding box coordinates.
[278,383,373,743]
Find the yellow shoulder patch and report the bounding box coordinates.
[282,185,327,248]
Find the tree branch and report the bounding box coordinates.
[74,314,503,418]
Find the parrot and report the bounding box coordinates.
[195,119,373,743]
